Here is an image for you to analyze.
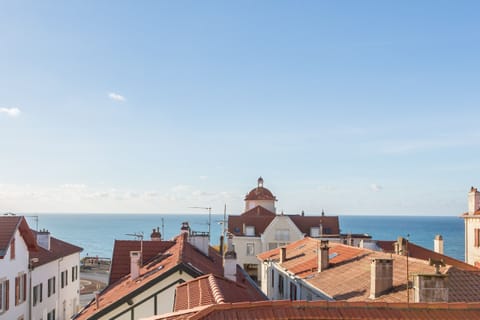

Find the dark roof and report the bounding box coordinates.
[228,206,340,237]
[376,240,478,271]
[109,240,176,284]
[174,273,267,312]
[228,206,276,236]
[30,232,83,267]
[288,215,340,235]
[151,300,480,320]
[0,216,37,258]
[244,186,276,201]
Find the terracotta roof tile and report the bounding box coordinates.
[288,215,340,235]
[174,274,267,311]
[244,186,276,201]
[0,216,37,258]
[109,240,176,284]
[30,232,82,267]
[75,233,224,320]
[147,300,480,320]
[258,237,480,303]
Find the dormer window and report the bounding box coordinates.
[245,226,255,236]
[310,227,320,238]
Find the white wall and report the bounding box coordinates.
[245,200,276,213]
[0,229,30,320]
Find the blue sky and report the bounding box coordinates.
[1,1,479,215]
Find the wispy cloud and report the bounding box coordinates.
[108,92,126,102]
[0,107,21,117]
[370,184,383,192]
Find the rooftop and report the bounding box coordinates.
[0,215,37,258]
[30,231,83,267]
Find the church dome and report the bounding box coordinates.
[244,177,277,201]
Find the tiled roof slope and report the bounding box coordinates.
[376,240,478,271]
[288,215,340,235]
[75,233,224,320]
[244,186,276,201]
[228,206,276,236]
[174,274,267,311]
[147,300,480,320]
[228,206,340,237]
[258,237,480,303]
[109,240,176,284]
[0,216,37,258]
[31,232,83,267]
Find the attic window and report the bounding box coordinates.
[245,226,255,236]
[310,227,320,238]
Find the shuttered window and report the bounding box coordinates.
[475,229,480,247]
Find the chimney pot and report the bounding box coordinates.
[434,235,444,254]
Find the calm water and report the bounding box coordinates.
[25,214,465,262]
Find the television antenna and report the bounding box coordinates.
[125,232,144,263]
[189,206,212,243]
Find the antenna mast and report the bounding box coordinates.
[189,206,212,243]
[125,232,144,263]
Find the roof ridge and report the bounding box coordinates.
[208,274,225,304]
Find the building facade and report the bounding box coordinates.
[463,187,480,266]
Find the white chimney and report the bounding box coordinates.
[434,235,444,254]
[130,251,141,280]
[223,233,237,282]
[468,187,480,215]
[37,229,51,251]
[188,231,210,256]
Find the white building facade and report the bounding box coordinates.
[463,187,480,266]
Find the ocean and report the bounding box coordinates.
[25,214,466,262]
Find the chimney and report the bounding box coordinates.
[434,235,444,254]
[468,187,480,215]
[413,260,448,303]
[130,251,141,280]
[318,240,329,272]
[219,235,224,258]
[180,222,191,234]
[150,227,161,241]
[394,236,407,255]
[369,258,393,299]
[223,233,237,282]
[279,247,286,263]
[188,231,209,256]
[37,229,51,251]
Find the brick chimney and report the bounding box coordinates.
[318,240,329,272]
[130,251,141,280]
[37,229,51,251]
[279,247,286,263]
[150,227,161,241]
[223,233,237,282]
[434,235,444,254]
[369,258,393,299]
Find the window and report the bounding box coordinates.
[61,270,68,288]
[278,274,284,296]
[33,283,43,306]
[245,226,255,236]
[310,227,320,238]
[290,283,297,300]
[10,239,15,260]
[48,277,56,297]
[275,229,290,241]
[271,270,274,288]
[0,279,9,312]
[47,309,55,320]
[246,243,255,256]
[475,229,480,247]
[15,274,26,305]
[268,242,278,250]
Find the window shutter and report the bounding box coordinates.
[15,277,19,305]
[23,274,26,302]
[5,280,9,310]
[40,283,43,302]
[476,229,479,247]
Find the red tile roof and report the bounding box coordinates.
[258,237,480,303]
[288,215,340,235]
[174,274,267,311]
[75,233,224,320]
[0,216,37,258]
[30,233,82,267]
[244,186,276,201]
[228,206,339,237]
[376,240,478,271]
[109,240,176,284]
[148,300,480,320]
